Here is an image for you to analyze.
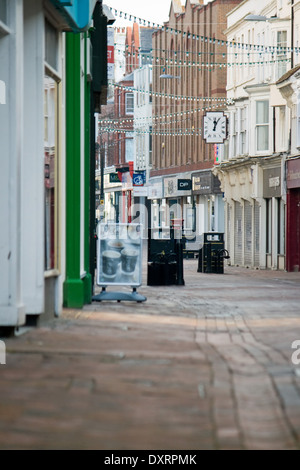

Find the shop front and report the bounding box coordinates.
[163,174,193,234]
[263,165,285,270]
[192,170,224,237]
[286,157,300,272]
[214,161,263,269]
[147,178,164,230]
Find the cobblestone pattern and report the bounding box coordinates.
[0,263,299,450]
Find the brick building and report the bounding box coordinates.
[149,0,241,239]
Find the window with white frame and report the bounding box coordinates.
[277,106,286,152]
[256,100,269,152]
[240,106,248,155]
[125,92,134,115]
[230,110,238,158]
[276,30,287,80]
[125,131,134,162]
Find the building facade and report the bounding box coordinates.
[276,0,300,272]
[214,0,292,270]
[0,0,111,330]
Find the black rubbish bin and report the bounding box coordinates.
[147,228,184,285]
[199,232,230,274]
[147,252,177,286]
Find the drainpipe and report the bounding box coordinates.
[273,107,276,154]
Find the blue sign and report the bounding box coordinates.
[50,0,97,32]
[133,172,146,187]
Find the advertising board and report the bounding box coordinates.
[97,223,142,287]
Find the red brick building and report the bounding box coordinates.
[149,0,242,237]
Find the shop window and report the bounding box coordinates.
[44,75,58,271]
[256,100,269,152]
[125,92,134,115]
[125,132,134,162]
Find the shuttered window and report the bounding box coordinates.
[244,201,252,266]
[254,201,260,267]
[235,202,243,265]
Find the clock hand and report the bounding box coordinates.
[213,118,221,131]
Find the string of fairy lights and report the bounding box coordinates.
[108,6,298,54]
[98,5,294,138]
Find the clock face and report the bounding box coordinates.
[203,112,227,143]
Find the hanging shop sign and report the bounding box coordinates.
[192,171,221,195]
[122,172,133,190]
[263,167,281,198]
[97,223,143,287]
[133,172,146,186]
[287,158,300,189]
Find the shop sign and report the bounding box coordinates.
[148,181,163,199]
[164,177,177,197]
[164,176,191,197]
[133,172,146,187]
[110,173,121,183]
[133,187,148,197]
[122,172,133,190]
[263,167,281,198]
[287,158,300,189]
[192,172,212,195]
[178,179,192,191]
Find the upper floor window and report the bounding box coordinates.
[125,92,134,115]
[277,30,287,80]
[240,107,248,155]
[256,100,269,152]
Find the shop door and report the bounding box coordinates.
[287,189,300,271]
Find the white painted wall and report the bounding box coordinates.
[21,0,45,314]
[0,0,25,325]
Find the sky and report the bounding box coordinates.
[104,1,212,27]
[104,0,177,26]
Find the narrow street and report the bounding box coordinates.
[0,259,300,450]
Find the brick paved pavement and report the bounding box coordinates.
[0,260,300,450]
